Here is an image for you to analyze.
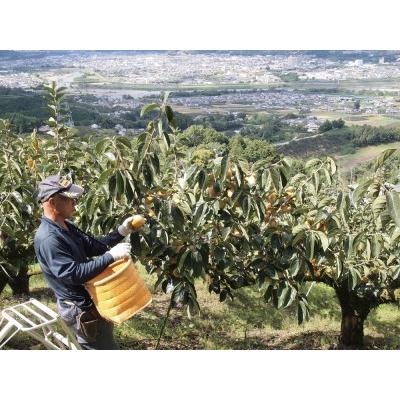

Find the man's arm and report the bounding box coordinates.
[70,216,143,258]
[94,228,125,249]
[68,223,124,258]
[39,236,114,284]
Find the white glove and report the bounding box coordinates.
[106,243,131,261]
[118,215,146,236]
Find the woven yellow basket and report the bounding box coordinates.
[85,258,152,324]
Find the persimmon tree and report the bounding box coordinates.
[0,83,99,294]
[242,150,400,348]
[0,119,39,294]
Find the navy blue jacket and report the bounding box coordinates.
[34,216,124,308]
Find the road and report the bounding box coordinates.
[275,132,323,147]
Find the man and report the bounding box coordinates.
[34,175,142,350]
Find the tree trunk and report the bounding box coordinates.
[0,273,8,294]
[335,286,371,349]
[339,307,367,349]
[8,266,30,296]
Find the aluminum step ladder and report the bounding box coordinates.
[0,298,81,350]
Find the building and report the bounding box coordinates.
[306,121,321,133]
[38,125,50,133]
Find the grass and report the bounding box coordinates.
[336,141,400,172]
[1,266,399,349]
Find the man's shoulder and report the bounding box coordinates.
[34,228,54,249]
[34,220,49,241]
[34,219,63,245]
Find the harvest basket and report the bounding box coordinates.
[85,258,152,324]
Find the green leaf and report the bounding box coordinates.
[277,285,289,309]
[140,103,160,117]
[305,232,315,261]
[192,203,206,227]
[171,205,185,231]
[374,148,397,171]
[365,239,371,260]
[238,224,250,241]
[288,259,300,277]
[177,249,190,272]
[220,155,228,181]
[95,138,109,154]
[391,265,400,280]
[371,234,381,258]
[164,105,177,129]
[292,229,306,246]
[344,235,354,258]
[149,154,160,175]
[115,136,132,149]
[352,179,373,204]
[97,168,113,187]
[264,265,279,280]
[191,251,204,278]
[197,169,206,189]
[327,156,337,175]
[312,171,320,193]
[233,163,243,186]
[115,170,126,196]
[161,130,171,150]
[11,191,23,204]
[372,195,386,218]
[269,168,281,192]
[305,158,320,170]
[292,224,308,236]
[142,162,153,187]
[337,192,350,223]
[348,267,360,290]
[314,231,329,251]
[221,227,231,241]
[386,191,400,227]
[277,284,297,309]
[390,227,400,244]
[335,257,343,279]
[322,168,332,185]
[297,298,309,325]
[108,173,116,197]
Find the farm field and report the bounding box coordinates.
[290,78,400,92]
[336,141,400,172]
[314,111,400,127]
[73,82,281,93]
[1,264,399,350]
[71,77,400,94]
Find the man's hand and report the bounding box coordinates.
[118,215,146,236]
[106,243,131,261]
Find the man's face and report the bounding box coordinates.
[49,194,77,219]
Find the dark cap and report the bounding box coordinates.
[37,175,84,203]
